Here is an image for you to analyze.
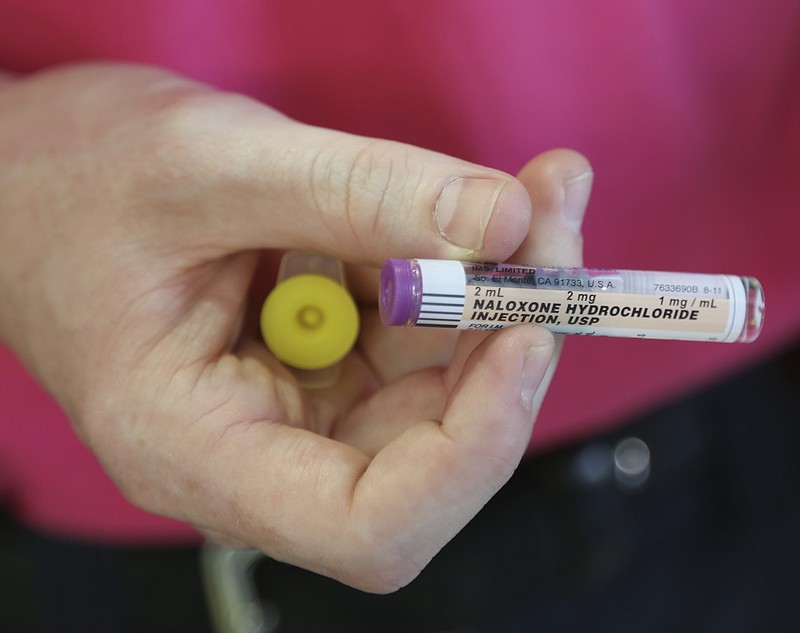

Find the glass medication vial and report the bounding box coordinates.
[379,259,764,343]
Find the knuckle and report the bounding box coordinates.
[126,89,249,191]
[336,549,424,595]
[330,519,432,594]
[307,138,420,247]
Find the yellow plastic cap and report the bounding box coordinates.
[260,274,360,370]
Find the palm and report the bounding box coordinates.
[191,254,464,452]
[107,251,503,582]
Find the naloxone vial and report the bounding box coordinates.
[379,259,764,343]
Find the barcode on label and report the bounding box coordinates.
[418,292,465,328]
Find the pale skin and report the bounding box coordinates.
[0,63,593,593]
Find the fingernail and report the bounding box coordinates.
[562,170,593,235]
[435,177,506,252]
[520,345,550,411]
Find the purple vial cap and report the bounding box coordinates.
[380,259,415,325]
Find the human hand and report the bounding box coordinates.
[0,63,592,592]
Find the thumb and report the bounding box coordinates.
[195,111,533,264]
